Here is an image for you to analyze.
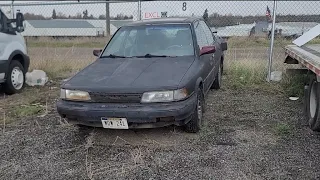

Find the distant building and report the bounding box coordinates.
[215,21,319,39]
[21,19,133,37]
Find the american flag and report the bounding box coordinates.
[266,6,271,20]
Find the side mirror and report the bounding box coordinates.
[15,12,24,32]
[16,12,24,27]
[93,49,102,57]
[212,30,217,34]
[221,42,228,51]
[200,46,216,56]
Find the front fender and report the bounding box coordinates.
[195,77,204,94]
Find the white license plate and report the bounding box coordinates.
[101,117,129,129]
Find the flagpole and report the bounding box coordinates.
[267,0,277,82]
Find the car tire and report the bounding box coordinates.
[211,63,222,90]
[184,87,204,133]
[306,77,320,131]
[3,60,26,95]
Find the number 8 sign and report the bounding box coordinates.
[182,2,187,11]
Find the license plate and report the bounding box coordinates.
[101,117,129,129]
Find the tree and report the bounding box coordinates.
[98,14,106,19]
[203,9,209,22]
[52,9,57,19]
[83,9,88,19]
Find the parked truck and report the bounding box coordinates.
[0,7,29,95]
[284,24,320,131]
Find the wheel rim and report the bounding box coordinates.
[310,81,317,119]
[197,95,203,124]
[11,67,24,90]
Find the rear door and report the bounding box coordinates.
[193,20,214,92]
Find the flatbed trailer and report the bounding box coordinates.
[285,44,320,131]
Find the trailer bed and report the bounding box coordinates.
[285,44,320,76]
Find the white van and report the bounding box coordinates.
[0,8,29,95]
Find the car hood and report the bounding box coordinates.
[63,56,195,93]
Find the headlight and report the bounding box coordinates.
[60,89,91,101]
[141,88,188,103]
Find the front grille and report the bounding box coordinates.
[89,92,142,103]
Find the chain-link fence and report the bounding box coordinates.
[4,1,320,81]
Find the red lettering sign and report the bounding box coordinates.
[144,12,159,19]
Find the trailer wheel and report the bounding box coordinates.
[307,77,320,131]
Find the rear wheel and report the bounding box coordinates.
[211,63,222,89]
[3,60,25,95]
[184,87,204,133]
[307,77,320,131]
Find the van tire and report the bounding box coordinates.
[3,60,26,95]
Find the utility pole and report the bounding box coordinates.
[106,0,110,36]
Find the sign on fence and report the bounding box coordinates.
[142,7,168,20]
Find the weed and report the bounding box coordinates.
[11,104,44,118]
[225,59,267,89]
[273,123,292,137]
[281,73,309,97]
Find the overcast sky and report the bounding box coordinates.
[0,1,319,19]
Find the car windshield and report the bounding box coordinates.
[101,24,194,57]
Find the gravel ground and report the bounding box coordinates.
[1,83,320,180]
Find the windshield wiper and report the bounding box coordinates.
[100,54,128,58]
[134,54,176,58]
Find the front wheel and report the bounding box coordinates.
[184,87,204,133]
[3,60,26,95]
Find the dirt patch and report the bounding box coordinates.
[1,81,320,179]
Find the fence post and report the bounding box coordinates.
[267,0,278,82]
[105,0,110,36]
[138,0,141,20]
[11,0,14,19]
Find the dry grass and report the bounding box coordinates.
[25,36,320,49]
[28,47,96,79]
[25,36,110,48]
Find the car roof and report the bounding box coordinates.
[124,17,202,27]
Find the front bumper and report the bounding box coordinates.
[56,93,197,129]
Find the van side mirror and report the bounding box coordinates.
[16,12,24,27]
[15,12,24,32]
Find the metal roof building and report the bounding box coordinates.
[214,21,319,38]
[21,19,133,37]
